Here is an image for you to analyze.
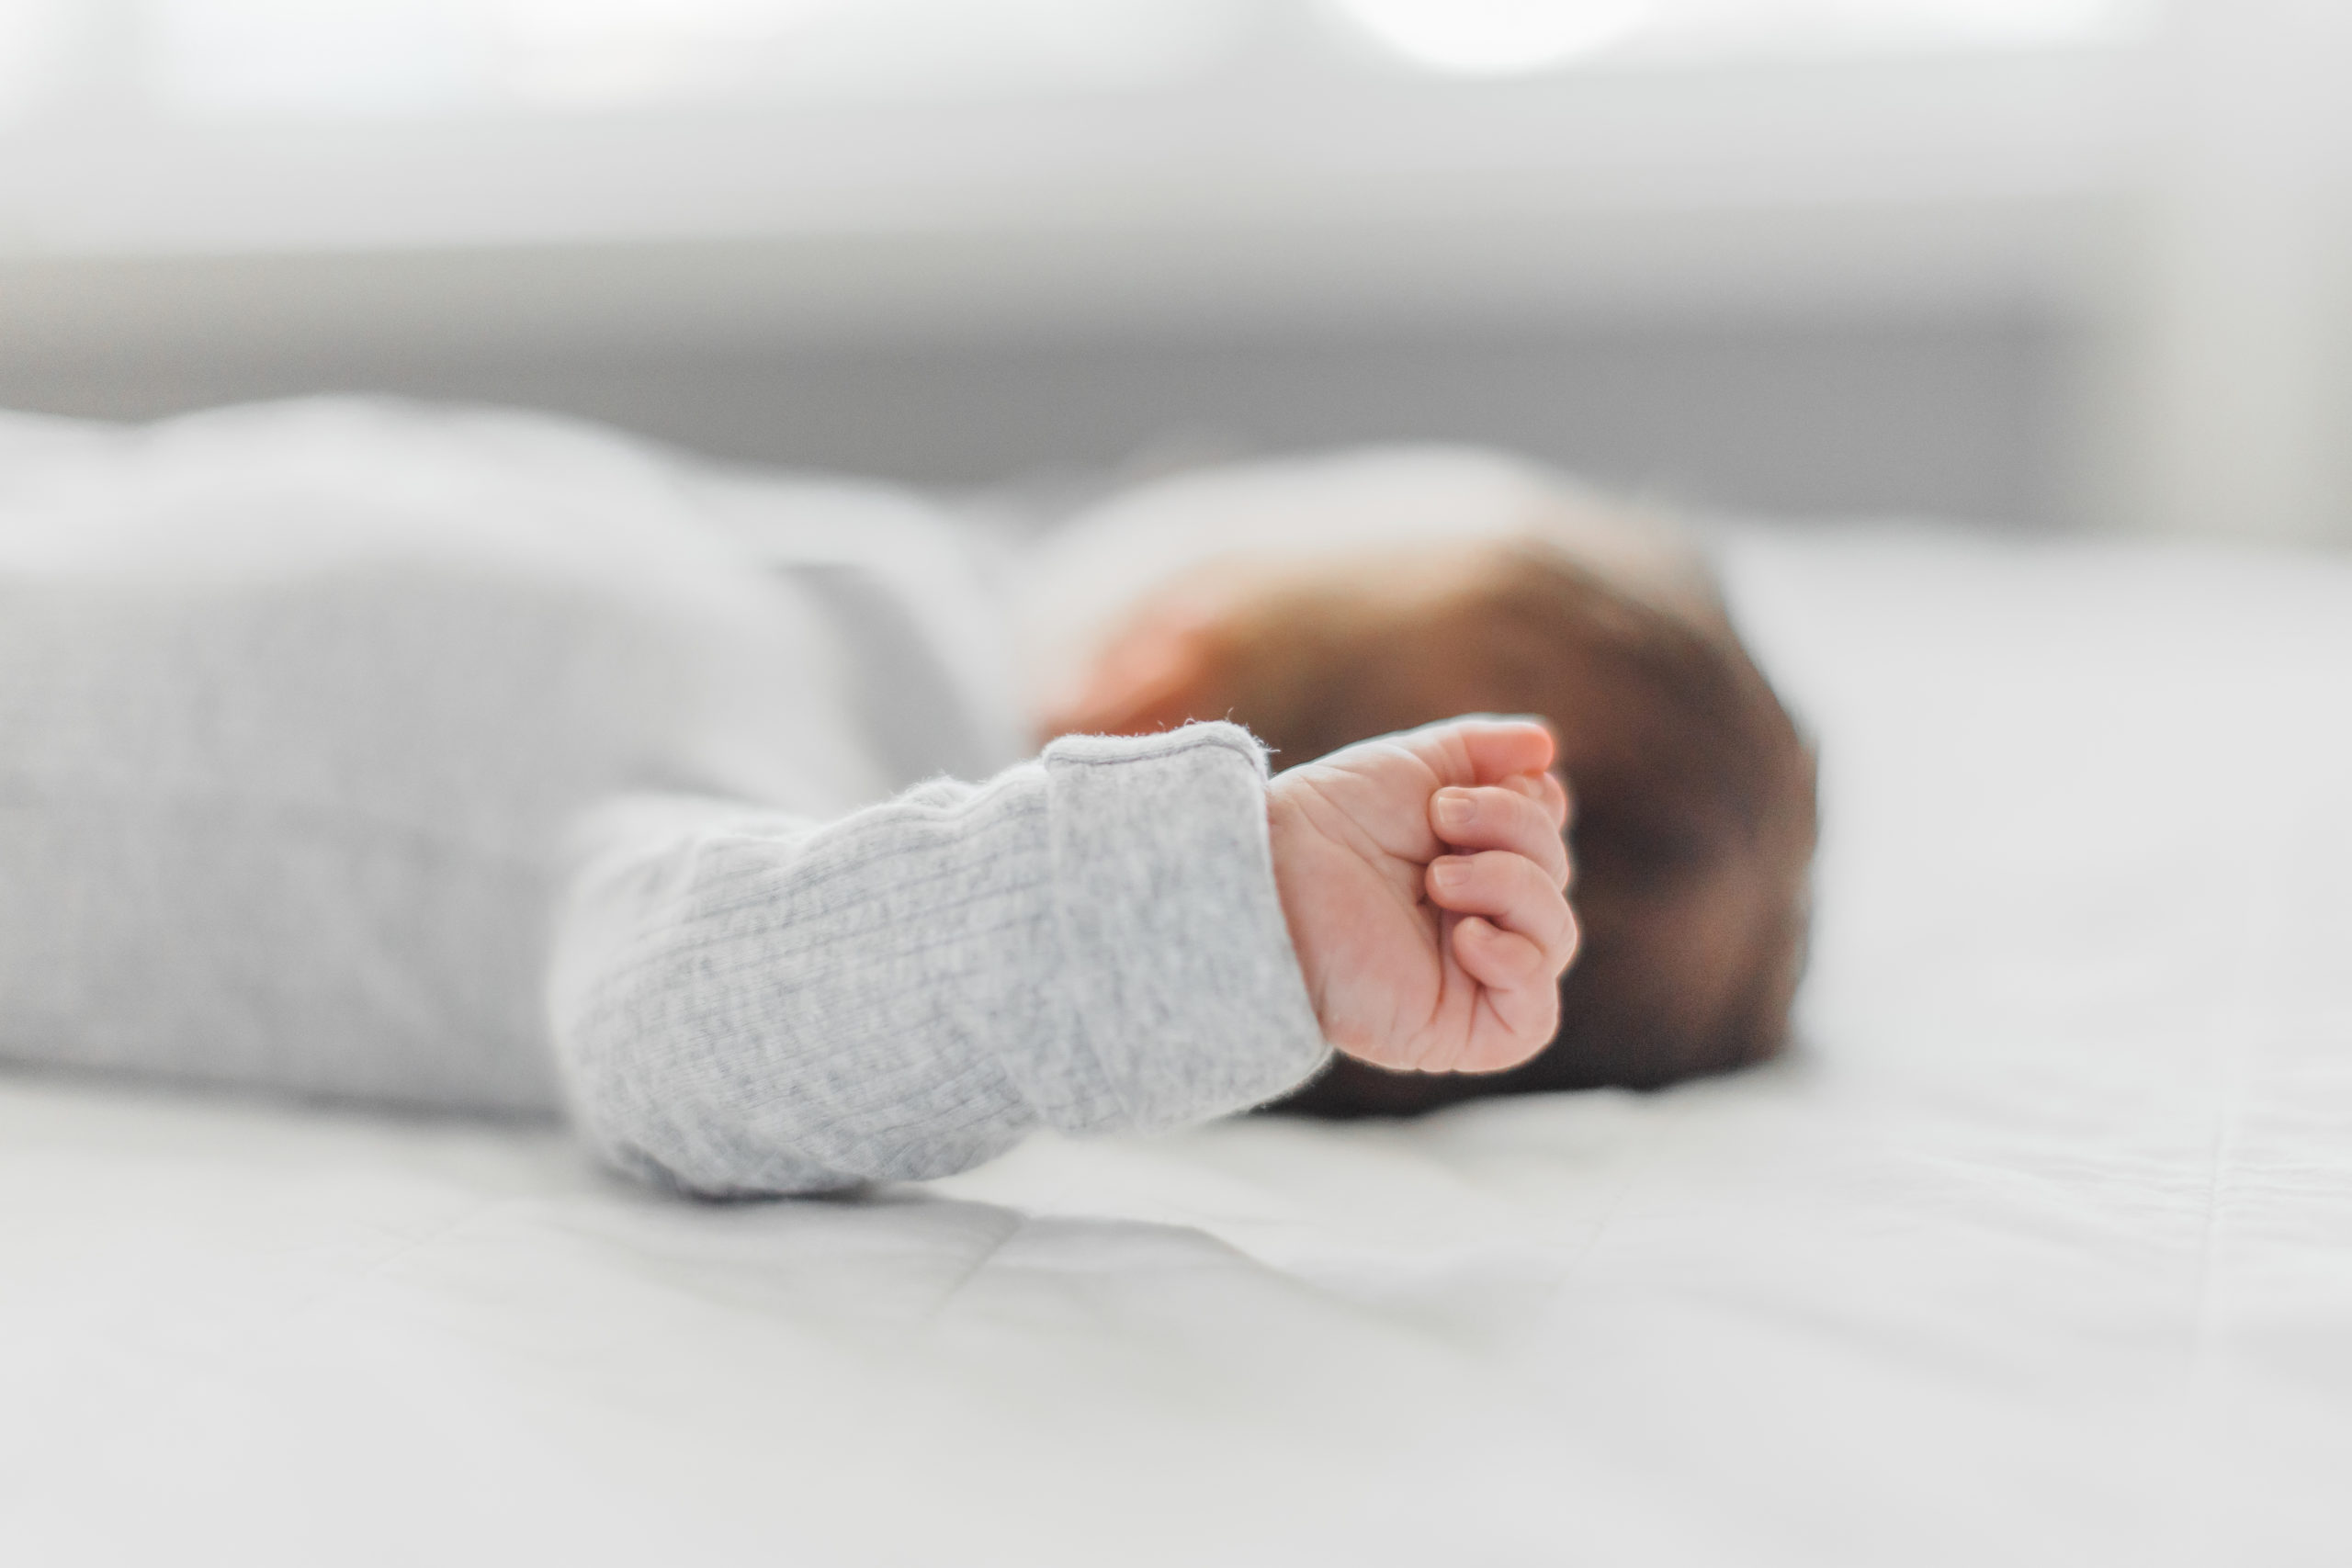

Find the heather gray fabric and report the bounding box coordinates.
[783,558,1008,793]
[550,728,1329,1196]
[0,399,1331,1194]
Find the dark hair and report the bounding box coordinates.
[1189,538,1819,1116]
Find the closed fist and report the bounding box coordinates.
[1266,716,1577,1076]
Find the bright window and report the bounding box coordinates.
[0,0,2153,124]
[1319,0,2147,75]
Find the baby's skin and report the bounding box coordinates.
[1267,717,1577,1077]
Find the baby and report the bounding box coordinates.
[0,401,1806,1194]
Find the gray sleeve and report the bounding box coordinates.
[545,722,1331,1197]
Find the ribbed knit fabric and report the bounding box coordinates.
[550,726,1329,1196]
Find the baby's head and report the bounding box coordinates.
[1021,449,1817,1113]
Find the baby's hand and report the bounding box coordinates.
[1266,717,1577,1076]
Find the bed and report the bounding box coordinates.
[5,520,2347,1566]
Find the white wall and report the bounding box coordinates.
[2081,0,2352,544]
[0,2,2343,537]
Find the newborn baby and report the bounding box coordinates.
[0,400,1805,1193]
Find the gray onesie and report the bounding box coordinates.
[0,399,1330,1194]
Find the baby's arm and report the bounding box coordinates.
[548,725,1327,1196]
[548,719,1572,1198]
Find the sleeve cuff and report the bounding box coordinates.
[1021,722,1330,1135]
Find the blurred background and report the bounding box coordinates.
[0,0,2346,538]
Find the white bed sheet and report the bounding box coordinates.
[5,525,2348,1567]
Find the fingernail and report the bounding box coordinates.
[1432,857,1467,888]
[1435,792,1473,832]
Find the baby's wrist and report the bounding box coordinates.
[1263,783,1314,973]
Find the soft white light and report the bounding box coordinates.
[0,0,70,119]
[143,0,478,115]
[486,0,847,107]
[1321,0,1654,75]
[1622,0,2145,58]
[492,0,1249,110]
[1836,0,2137,46]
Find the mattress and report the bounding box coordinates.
[5,524,2348,1567]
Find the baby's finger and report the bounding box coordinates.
[1426,851,1580,969]
[1487,770,1573,831]
[1410,716,1556,790]
[1430,785,1571,888]
[1451,915,1549,989]
[1451,919,1562,1070]
[1539,770,1571,831]
[1459,720,1556,787]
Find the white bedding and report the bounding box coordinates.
[5,524,2348,1567]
